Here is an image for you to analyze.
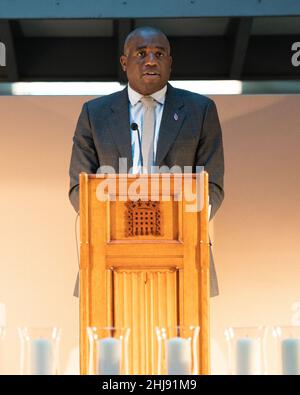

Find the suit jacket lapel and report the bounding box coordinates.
[155,84,186,166]
[108,87,133,170]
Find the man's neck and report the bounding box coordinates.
[127,84,167,106]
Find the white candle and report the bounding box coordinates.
[96,337,121,375]
[236,338,261,375]
[0,324,5,374]
[0,303,6,328]
[281,338,300,375]
[30,339,53,375]
[167,337,191,375]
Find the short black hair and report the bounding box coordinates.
[123,26,170,55]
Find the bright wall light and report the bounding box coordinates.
[11,80,242,95]
[170,80,242,94]
[12,82,125,96]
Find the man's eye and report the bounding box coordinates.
[156,52,164,57]
[137,51,145,57]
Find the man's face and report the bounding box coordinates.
[120,31,172,95]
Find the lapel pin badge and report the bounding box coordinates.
[174,113,179,121]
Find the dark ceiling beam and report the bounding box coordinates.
[0,20,18,81]
[114,19,133,84]
[0,0,300,19]
[229,17,253,79]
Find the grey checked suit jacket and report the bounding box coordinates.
[69,83,224,297]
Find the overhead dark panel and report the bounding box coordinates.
[0,0,300,18]
[170,37,231,79]
[1,15,300,82]
[15,37,117,80]
[12,36,233,81]
[244,35,300,79]
[7,34,300,82]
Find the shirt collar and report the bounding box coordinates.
[127,84,167,106]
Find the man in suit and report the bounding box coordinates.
[69,26,224,297]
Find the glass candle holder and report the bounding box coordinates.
[87,326,130,375]
[156,326,200,375]
[0,303,6,374]
[225,326,267,375]
[272,326,300,375]
[18,327,61,375]
[0,326,5,374]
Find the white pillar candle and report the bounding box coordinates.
[30,339,53,375]
[236,338,261,375]
[0,304,5,370]
[281,338,300,375]
[167,337,191,375]
[0,318,5,374]
[96,337,121,375]
[0,303,6,328]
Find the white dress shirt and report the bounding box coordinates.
[127,84,167,174]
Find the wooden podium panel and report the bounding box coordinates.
[79,173,210,375]
[113,268,178,374]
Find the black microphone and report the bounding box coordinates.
[130,122,144,169]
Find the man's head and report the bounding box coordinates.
[120,26,172,95]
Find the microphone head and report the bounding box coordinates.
[131,122,139,131]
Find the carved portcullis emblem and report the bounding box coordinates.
[125,199,162,237]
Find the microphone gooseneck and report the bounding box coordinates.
[130,122,144,169]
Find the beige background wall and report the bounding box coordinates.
[0,95,299,374]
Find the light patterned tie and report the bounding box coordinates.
[141,96,156,173]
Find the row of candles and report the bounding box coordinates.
[0,326,195,375]
[225,326,300,375]
[91,326,300,375]
[93,334,193,375]
[0,298,299,375]
[1,324,300,375]
[88,326,197,375]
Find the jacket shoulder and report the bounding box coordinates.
[83,88,126,112]
[170,86,215,107]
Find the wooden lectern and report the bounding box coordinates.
[79,172,210,375]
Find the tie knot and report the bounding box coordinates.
[141,96,156,109]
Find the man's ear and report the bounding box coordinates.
[120,55,127,72]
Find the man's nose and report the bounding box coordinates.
[144,52,158,65]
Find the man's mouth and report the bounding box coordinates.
[143,71,160,77]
